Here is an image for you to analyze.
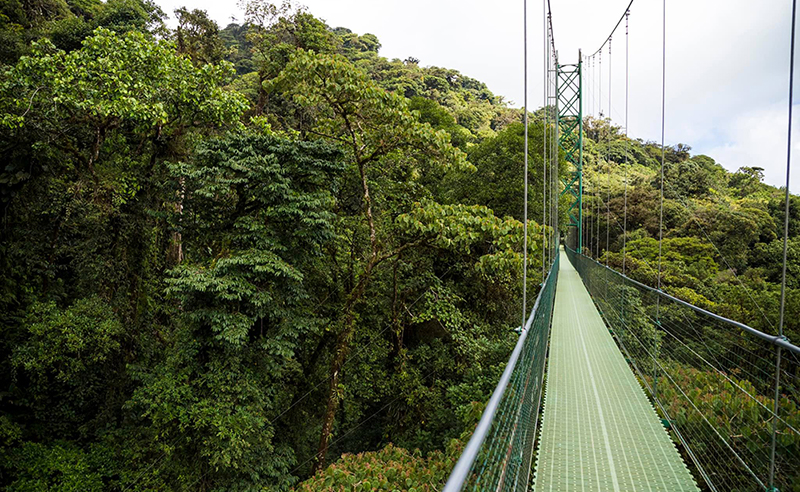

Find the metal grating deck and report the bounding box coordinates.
[533,249,699,491]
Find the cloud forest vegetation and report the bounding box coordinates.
[0,0,797,490]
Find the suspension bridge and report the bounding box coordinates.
[444,0,800,490]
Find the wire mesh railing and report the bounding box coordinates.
[443,254,559,492]
[565,246,800,492]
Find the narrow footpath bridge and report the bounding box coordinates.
[444,247,799,492]
[534,249,697,491]
[443,0,799,489]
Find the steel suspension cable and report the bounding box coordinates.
[546,0,558,66]
[597,172,601,258]
[588,0,635,58]
[770,0,796,487]
[606,37,612,267]
[657,0,666,295]
[657,0,666,298]
[599,49,602,119]
[623,11,630,276]
[522,0,529,330]
[554,48,559,249]
[655,0,666,401]
[554,48,559,248]
[588,183,593,271]
[542,0,549,285]
[589,180,594,256]
[778,0,797,362]
[622,59,630,339]
[591,57,600,118]
[591,55,595,118]
[588,56,591,118]
[547,49,551,253]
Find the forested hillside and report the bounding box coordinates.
[581,117,800,347]
[0,1,550,490]
[0,1,797,491]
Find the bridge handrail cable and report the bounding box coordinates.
[443,256,559,492]
[566,246,799,356]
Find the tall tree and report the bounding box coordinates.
[174,7,226,65]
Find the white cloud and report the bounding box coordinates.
[702,103,800,192]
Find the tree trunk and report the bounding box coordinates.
[313,158,378,473]
[312,268,372,473]
[167,177,185,264]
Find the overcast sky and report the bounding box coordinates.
[155,0,799,191]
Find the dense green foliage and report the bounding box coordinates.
[0,1,548,490]
[294,443,462,491]
[1,1,798,490]
[580,116,800,344]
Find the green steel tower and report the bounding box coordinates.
[557,54,583,252]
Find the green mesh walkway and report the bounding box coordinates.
[533,249,699,491]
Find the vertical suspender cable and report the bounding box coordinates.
[622,9,630,341]
[657,0,666,293]
[548,24,555,256]
[657,0,666,297]
[589,180,595,256]
[655,0,666,401]
[589,179,592,255]
[606,38,612,267]
[770,0,796,487]
[623,11,630,276]
[543,0,548,281]
[605,38,612,309]
[597,50,602,261]
[596,178,600,258]
[552,27,555,259]
[587,181,591,255]
[581,181,591,254]
[588,56,594,118]
[589,180,597,258]
[550,49,560,250]
[522,0,529,329]
[597,175,600,258]
[554,47,559,250]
